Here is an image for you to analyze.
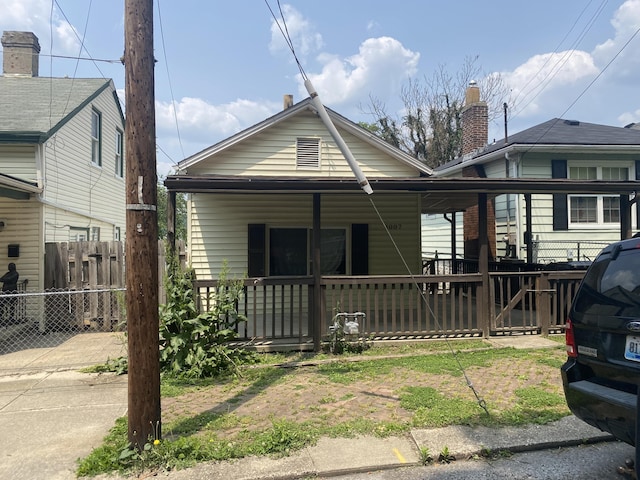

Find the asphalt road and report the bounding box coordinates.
[323,441,637,480]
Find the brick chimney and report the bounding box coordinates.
[461,81,496,261]
[2,31,40,77]
[283,94,294,110]
[461,81,488,155]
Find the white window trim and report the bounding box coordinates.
[91,109,102,167]
[567,162,633,229]
[115,129,124,178]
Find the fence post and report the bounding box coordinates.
[537,273,551,336]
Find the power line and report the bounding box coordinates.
[510,0,596,109]
[157,0,185,161]
[512,0,607,119]
[522,23,640,155]
[53,0,107,78]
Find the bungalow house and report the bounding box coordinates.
[425,82,640,265]
[165,91,638,348]
[0,31,126,292]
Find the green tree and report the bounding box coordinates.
[157,181,187,241]
[366,56,511,168]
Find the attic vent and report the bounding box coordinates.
[296,137,320,169]
[564,119,580,126]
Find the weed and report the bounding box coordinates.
[438,445,455,463]
[419,446,433,465]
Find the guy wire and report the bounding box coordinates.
[368,197,489,416]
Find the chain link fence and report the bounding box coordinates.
[0,288,126,355]
[532,240,610,264]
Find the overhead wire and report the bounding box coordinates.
[264,0,489,415]
[510,0,595,109]
[157,0,185,163]
[511,0,607,120]
[53,0,106,78]
[520,22,640,157]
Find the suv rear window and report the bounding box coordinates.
[573,247,640,317]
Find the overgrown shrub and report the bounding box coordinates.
[159,256,256,378]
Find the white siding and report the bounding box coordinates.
[188,193,422,279]
[42,87,126,238]
[0,145,38,181]
[421,213,463,259]
[0,199,43,290]
[188,111,419,178]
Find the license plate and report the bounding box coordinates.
[624,335,640,362]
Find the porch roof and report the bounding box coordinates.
[164,175,640,214]
[0,172,41,199]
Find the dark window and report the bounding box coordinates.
[270,228,308,276]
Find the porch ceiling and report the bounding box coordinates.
[164,175,640,214]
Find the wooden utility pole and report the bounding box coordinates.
[124,0,161,447]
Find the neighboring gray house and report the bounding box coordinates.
[425,83,640,264]
[0,31,126,290]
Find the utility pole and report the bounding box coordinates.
[124,0,161,447]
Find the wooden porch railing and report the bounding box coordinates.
[194,273,486,347]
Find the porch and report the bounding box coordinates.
[194,268,584,351]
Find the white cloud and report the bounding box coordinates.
[503,50,599,117]
[618,109,640,126]
[269,4,323,58]
[0,0,80,55]
[155,96,280,170]
[302,36,420,106]
[592,0,640,81]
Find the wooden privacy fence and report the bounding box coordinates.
[44,241,125,330]
[45,241,125,289]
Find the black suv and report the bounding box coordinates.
[561,237,640,446]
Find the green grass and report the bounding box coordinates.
[77,342,570,477]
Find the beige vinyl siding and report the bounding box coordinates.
[188,193,422,280]
[188,111,419,178]
[0,199,43,290]
[44,205,118,242]
[0,145,38,181]
[42,87,126,236]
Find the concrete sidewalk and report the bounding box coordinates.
[0,333,619,480]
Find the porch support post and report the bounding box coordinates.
[620,194,632,240]
[312,193,322,351]
[524,194,533,264]
[478,193,490,338]
[167,190,176,254]
[450,212,457,274]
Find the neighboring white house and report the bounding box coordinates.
[0,31,126,290]
[425,82,640,264]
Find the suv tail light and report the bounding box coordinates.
[565,318,577,357]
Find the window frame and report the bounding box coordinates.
[267,226,348,276]
[567,163,630,228]
[91,108,102,167]
[115,128,124,178]
[70,227,89,242]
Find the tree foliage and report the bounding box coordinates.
[365,56,511,168]
[158,256,256,378]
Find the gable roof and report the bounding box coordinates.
[0,77,120,143]
[436,118,640,174]
[177,97,432,176]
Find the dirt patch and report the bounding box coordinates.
[161,349,566,438]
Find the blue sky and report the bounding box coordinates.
[2,0,639,177]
